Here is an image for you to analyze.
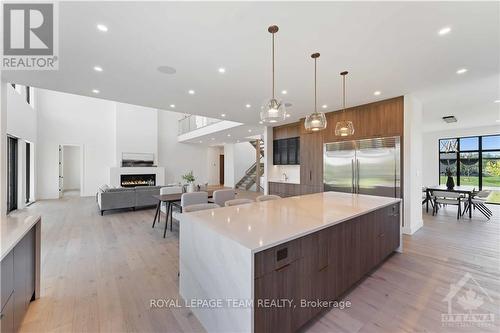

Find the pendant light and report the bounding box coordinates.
[305,53,327,131]
[334,71,355,137]
[260,25,286,123]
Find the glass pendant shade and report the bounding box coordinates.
[305,112,327,131]
[260,98,286,123]
[335,120,355,136]
[304,52,327,132]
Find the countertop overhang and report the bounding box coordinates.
[180,192,401,253]
[1,213,41,261]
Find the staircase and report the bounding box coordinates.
[235,140,264,191]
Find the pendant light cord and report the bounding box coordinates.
[314,57,317,113]
[342,73,346,111]
[272,32,275,99]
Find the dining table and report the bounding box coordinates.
[425,185,477,218]
[151,187,227,238]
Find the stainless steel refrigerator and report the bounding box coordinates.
[324,136,401,198]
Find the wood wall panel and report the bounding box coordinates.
[273,122,301,140]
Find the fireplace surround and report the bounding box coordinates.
[120,174,156,187]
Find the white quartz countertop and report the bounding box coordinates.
[181,192,400,252]
[1,213,41,261]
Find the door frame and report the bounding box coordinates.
[219,154,224,185]
[58,144,85,197]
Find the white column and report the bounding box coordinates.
[0,82,7,215]
[403,94,423,235]
[263,126,273,195]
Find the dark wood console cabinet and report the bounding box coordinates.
[1,227,36,333]
[254,203,400,332]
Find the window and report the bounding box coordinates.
[438,134,500,191]
[26,86,31,105]
[7,136,18,213]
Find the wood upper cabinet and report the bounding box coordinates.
[300,130,323,187]
[323,97,403,143]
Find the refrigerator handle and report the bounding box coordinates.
[351,159,355,193]
[357,159,360,193]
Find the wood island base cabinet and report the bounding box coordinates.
[254,203,400,333]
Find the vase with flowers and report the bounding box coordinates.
[182,170,196,193]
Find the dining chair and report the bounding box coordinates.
[256,194,281,202]
[213,189,235,207]
[183,203,220,212]
[169,192,209,232]
[466,191,492,220]
[432,191,462,219]
[160,186,183,214]
[225,198,254,207]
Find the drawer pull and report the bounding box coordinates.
[275,263,291,272]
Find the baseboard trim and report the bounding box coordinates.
[402,219,423,235]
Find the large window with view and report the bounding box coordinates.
[439,134,500,203]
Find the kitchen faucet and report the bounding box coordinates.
[282,172,288,182]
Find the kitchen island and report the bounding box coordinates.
[179,192,400,333]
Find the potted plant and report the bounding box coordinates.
[445,167,455,190]
[182,170,196,193]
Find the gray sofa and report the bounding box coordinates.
[97,185,162,215]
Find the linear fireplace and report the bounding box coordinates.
[120,174,156,187]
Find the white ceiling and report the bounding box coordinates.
[3,1,500,127]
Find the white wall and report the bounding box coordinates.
[63,146,81,191]
[5,84,37,207]
[223,142,257,188]
[37,89,116,198]
[207,146,223,185]
[234,142,257,186]
[115,103,158,166]
[422,125,500,187]
[403,94,423,235]
[158,110,209,184]
[0,83,7,215]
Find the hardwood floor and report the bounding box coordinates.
[17,195,499,333]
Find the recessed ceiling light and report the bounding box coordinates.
[259,121,263,124]
[169,104,175,108]
[221,113,226,117]
[97,24,108,32]
[199,140,203,143]
[438,26,451,36]
[93,66,103,72]
[245,104,251,108]
[494,100,500,103]
[286,113,291,118]
[218,67,226,73]
[322,104,327,109]
[237,140,240,143]
[188,90,195,95]
[281,90,287,95]
[227,134,231,137]
[92,89,100,94]
[248,129,252,133]
[211,137,215,140]
[157,65,176,74]
[374,91,381,96]
[456,68,467,74]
